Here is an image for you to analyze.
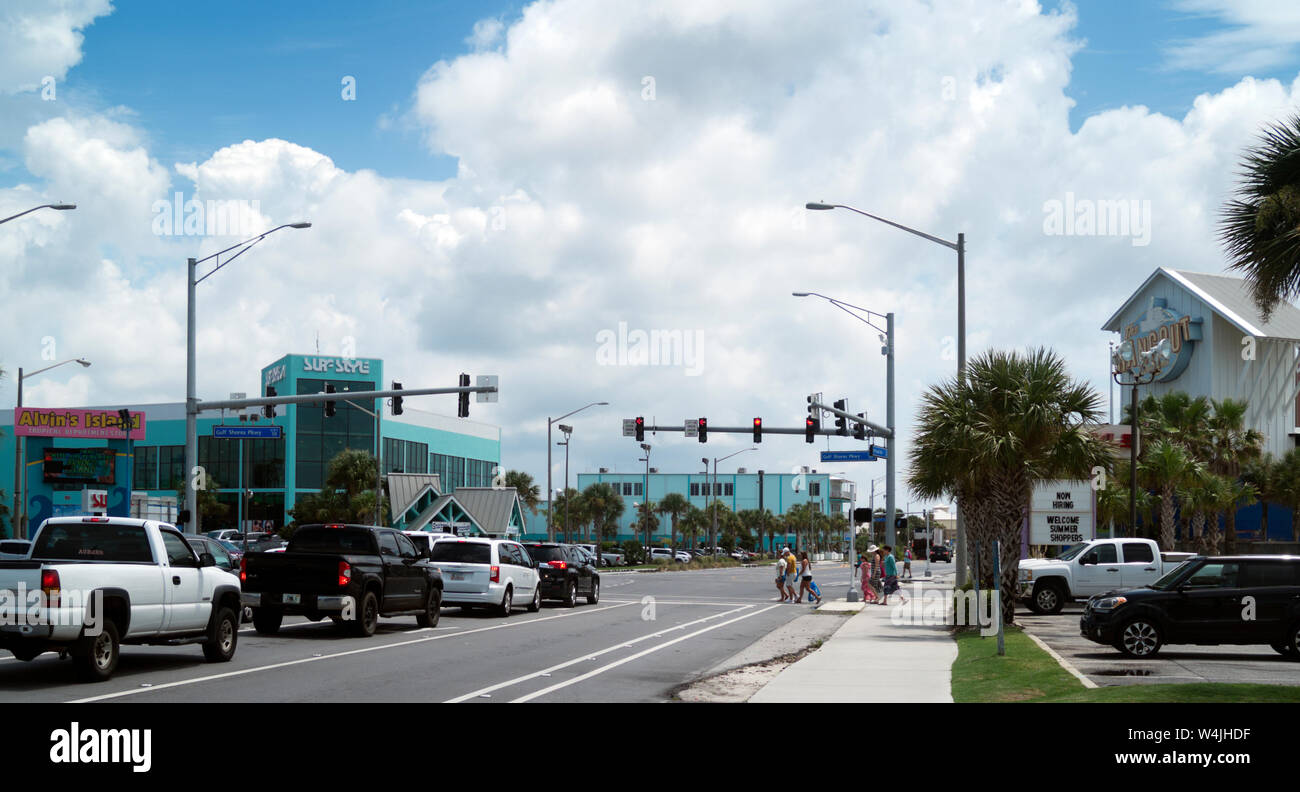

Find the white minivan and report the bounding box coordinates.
[428,537,541,616]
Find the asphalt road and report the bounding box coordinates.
[1018,602,1300,687]
[0,561,859,703]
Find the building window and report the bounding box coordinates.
[810,482,820,496]
[133,446,158,490]
[714,483,723,496]
[159,445,185,490]
[724,483,733,497]
[690,483,699,496]
[622,483,632,496]
[634,483,643,497]
[295,378,376,490]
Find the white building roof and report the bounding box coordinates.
[1102,267,1300,341]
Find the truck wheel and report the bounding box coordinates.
[1281,623,1300,659]
[527,586,541,613]
[1116,617,1162,658]
[253,608,283,635]
[72,621,120,682]
[351,591,379,637]
[417,590,441,628]
[202,607,238,663]
[1030,582,1065,615]
[587,578,600,605]
[564,579,578,608]
[496,586,513,617]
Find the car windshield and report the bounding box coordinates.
[32,522,154,563]
[430,542,492,564]
[288,527,374,554]
[526,545,565,562]
[1150,559,1200,590]
[1056,544,1089,562]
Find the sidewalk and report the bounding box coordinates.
[749,578,957,703]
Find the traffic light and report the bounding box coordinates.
[895,516,907,533]
[805,416,817,443]
[263,386,276,419]
[635,416,645,442]
[697,417,708,443]
[391,381,403,416]
[457,373,470,418]
[852,413,866,441]
[806,395,814,418]
[753,417,762,443]
[324,383,337,418]
[833,399,847,435]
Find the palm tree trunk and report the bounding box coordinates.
[1224,503,1237,555]
[1160,486,1176,551]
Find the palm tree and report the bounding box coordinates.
[909,347,1110,625]
[1277,448,1300,542]
[1139,440,1199,550]
[636,501,659,550]
[1207,398,1264,552]
[679,505,705,549]
[1242,455,1282,543]
[502,470,541,518]
[581,482,623,547]
[552,487,583,542]
[658,492,690,550]
[1220,112,1300,320]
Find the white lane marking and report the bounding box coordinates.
[511,604,783,703]
[67,602,637,703]
[444,604,754,703]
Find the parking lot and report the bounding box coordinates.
[1019,603,1300,687]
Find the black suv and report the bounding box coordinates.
[524,543,599,607]
[930,546,951,563]
[1081,555,1300,658]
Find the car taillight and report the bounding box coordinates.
[490,565,500,583]
[548,560,567,570]
[339,561,352,587]
[239,556,247,582]
[41,569,60,609]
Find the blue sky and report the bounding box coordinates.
[5,0,1299,188]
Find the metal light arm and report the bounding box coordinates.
[808,203,957,251]
[193,223,309,284]
[21,358,91,379]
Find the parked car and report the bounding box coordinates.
[0,539,31,560]
[675,550,692,563]
[402,531,455,558]
[1080,555,1300,658]
[648,547,678,563]
[572,545,600,568]
[600,548,626,567]
[185,534,240,574]
[929,546,952,563]
[206,529,242,542]
[524,543,600,606]
[428,537,541,616]
[0,516,242,681]
[1018,538,1195,614]
[241,524,443,637]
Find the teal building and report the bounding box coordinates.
[1,353,501,538]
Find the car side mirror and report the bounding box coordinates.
[199,552,216,568]
[1080,554,1095,566]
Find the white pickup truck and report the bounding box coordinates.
[1017,537,1196,614]
[0,516,243,681]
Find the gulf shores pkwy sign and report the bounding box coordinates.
[14,407,146,440]
[1111,297,1202,383]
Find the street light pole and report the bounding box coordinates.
[806,202,966,582]
[557,424,572,541]
[185,222,309,534]
[546,402,607,542]
[11,358,92,538]
[710,447,756,553]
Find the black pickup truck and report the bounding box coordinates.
[241,524,443,637]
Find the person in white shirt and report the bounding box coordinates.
[775,554,789,602]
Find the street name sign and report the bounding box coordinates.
[213,425,283,439]
[819,450,876,462]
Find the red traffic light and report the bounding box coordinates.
[753,417,762,443]
[635,416,645,441]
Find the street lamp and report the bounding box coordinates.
[807,201,967,584]
[710,447,756,553]
[0,203,76,225]
[1111,338,1171,537]
[546,402,607,541]
[792,291,895,550]
[186,222,310,533]
[557,424,573,541]
[11,358,92,538]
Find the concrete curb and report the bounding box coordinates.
[1022,627,1099,689]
